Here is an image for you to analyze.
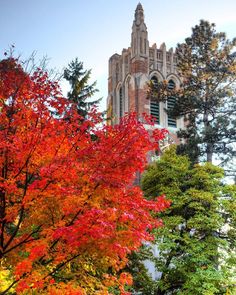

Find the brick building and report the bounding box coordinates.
[107,3,184,146]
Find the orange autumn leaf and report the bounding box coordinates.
[0,56,170,294]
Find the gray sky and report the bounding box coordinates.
[1,0,236,110]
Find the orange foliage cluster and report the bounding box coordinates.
[0,57,170,294]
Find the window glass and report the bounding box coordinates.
[150,76,160,124]
[167,80,177,127]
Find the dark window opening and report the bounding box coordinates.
[150,76,160,124]
[167,80,177,127]
[119,87,123,118]
[157,51,162,60]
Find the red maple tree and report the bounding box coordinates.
[0,57,169,294]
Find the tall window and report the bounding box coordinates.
[150,76,160,124]
[125,77,131,113]
[167,80,177,127]
[140,37,143,54]
[157,51,162,60]
[115,63,119,83]
[119,87,123,118]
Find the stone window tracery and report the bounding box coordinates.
[119,87,123,118]
[167,79,177,127]
[150,76,160,124]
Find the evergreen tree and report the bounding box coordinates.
[175,20,236,166]
[141,146,236,295]
[64,58,100,118]
[124,246,158,295]
[149,21,236,170]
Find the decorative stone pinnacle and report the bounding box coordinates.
[134,2,144,25]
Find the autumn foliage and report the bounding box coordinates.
[0,57,169,294]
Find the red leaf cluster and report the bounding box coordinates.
[0,57,170,294]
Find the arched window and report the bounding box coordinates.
[125,76,131,113]
[167,80,177,127]
[150,76,160,124]
[119,87,123,118]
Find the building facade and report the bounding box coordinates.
[107,4,184,280]
[107,3,184,145]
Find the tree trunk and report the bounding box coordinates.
[206,143,213,163]
[203,106,213,163]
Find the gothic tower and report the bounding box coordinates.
[107,3,184,145]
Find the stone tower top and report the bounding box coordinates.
[131,2,148,58]
[107,3,181,132]
[134,3,144,26]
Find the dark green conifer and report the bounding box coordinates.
[64,58,101,119]
[149,21,236,172]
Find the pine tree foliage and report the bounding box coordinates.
[124,246,158,295]
[64,58,101,118]
[148,20,236,169]
[175,20,236,165]
[141,146,236,295]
